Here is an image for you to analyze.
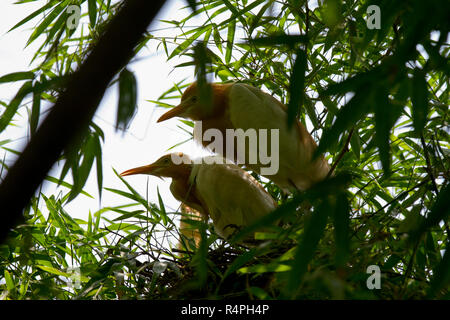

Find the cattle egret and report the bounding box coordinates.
[157,82,330,192]
[120,153,277,240]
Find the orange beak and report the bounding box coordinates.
[120,164,159,177]
[157,103,187,123]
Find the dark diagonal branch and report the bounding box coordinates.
[326,128,354,179]
[0,0,166,243]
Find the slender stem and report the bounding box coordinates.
[420,135,439,194]
[327,128,354,178]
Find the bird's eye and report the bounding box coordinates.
[191,96,197,103]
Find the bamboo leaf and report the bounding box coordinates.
[8,1,56,32]
[26,1,68,47]
[0,71,35,84]
[116,69,137,131]
[0,81,33,133]
[225,19,236,64]
[287,50,307,127]
[428,240,450,298]
[4,270,15,292]
[411,69,429,134]
[30,88,41,136]
[168,27,208,60]
[287,199,329,296]
[250,34,308,47]
[411,183,450,241]
[332,193,350,267]
[88,0,97,27]
[316,87,372,156]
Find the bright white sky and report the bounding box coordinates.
[0,0,211,222]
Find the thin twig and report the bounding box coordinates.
[420,135,439,194]
[326,128,354,179]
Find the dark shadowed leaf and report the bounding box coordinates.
[411,183,450,242]
[185,0,197,12]
[316,87,372,156]
[287,50,307,127]
[287,199,329,296]
[350,128,361,160]
[116,69,137,132]
[193,42,212,106]
[332,193,350,267]
[411,69,429,134]
[30,89,41,135]
[428,240,450,298]
[374,85,392,175]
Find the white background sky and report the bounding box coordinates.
[0,0,211,221]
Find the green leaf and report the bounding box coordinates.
[304,95,319,129]
[223,248,259,279]
[116,69,137,131]
[94,134,103,200]
[0,81,33,133]
[411,183,450,241]
[287,198,329,296]
[374,85,392,175]
[168,26,208,60]
[213,25,223,54]
[157,188,168,226]
[411,69,429,134]
[225,19,236,64]
[221,0,246,26]
[250,34,308,47]
[26,1,68,47]
[88,0,97,27]
[8,1,56,32]
[332,193,350,267]
[350,128,361,160]
[30,88,41,135]
[316,87,372,156]
[428,240,450,298]
[239,262,291,274]
[287,50,307,127]
[4,270,15,292]
[68,134,97,202]
[193,42,212,106]
[36,265,73,278]
[0,71,35,84]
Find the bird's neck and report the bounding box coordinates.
[169,163,192,181]
[170,173,208,218]
[201,83,233,120]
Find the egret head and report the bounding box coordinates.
[157,82,224,122]
[120,153,192,179]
